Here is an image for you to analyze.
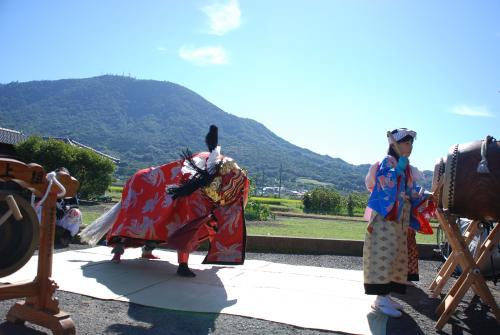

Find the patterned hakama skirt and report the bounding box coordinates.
[363,202,410,295]
[407,228,419,281]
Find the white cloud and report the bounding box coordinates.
[157,46,167,52]
[202,0,241,35]
[451,105,494,117]
[179,46,228,66]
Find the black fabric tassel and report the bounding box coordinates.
[168,173,215,199]
[167,148,215,199]
[167,125,220,200]
[205,125,218,152]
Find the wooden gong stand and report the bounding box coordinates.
[0,158,79,335]
[429,207,500,330]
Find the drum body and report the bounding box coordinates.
[0,192,39,278]
[442,139,500,221]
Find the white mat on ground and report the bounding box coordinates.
[2,247,387,335]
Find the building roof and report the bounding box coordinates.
[47,137,120,164]
[0,126,119,164]
[0,127,27,145]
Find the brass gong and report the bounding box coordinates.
[0,191,39,278]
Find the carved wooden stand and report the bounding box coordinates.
[429,209,500,330]
[0,158,79,334]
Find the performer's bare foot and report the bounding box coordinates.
[177,263,196,277]
[111,253,121,263]
[141,252,160,260]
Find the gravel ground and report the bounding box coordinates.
[1,244,499,335]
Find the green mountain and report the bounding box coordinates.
[0,75,430,193]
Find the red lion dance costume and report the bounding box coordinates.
[81,125,249,277]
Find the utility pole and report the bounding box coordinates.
[278,163,282,198]
[261,171,265,196]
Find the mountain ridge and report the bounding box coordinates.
[0,75,429,192]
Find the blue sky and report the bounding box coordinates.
[1,0,499,171]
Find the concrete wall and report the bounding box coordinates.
[246,235,441,261]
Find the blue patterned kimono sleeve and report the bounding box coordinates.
[367,157,398,217]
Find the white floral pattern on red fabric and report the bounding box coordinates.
[107,152,249,265]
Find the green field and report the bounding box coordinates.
[80,204,435,244]
[80,204,115,226]
[247,216,436,244]
[250,197,302,206]
[250,196,365,217]
[295,178,332,187]
[106,186,123,201]
[87,192,435,244]
[82,211,104,226]
[250,197,303,213]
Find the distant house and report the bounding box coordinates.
[0,127,29,193]
[0,127,27,158]
[259,186,305,199]
[0,126,119,164]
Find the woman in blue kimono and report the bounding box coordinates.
[363,128,433,318]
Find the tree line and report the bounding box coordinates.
[15,136,115,199]
[303,187,368,216]
[14,137,369,217]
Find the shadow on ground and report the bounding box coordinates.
[80,258,235,335]
[0,322,46,335]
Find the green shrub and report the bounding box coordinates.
[245,200,274,221]
[16,136,115,198]
[303,187,342,215]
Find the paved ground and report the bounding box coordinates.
[1,243,499,335]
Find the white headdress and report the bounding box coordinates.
[388,128,417,144]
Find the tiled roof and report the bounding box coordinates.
[0,127,119,164]
[48,137,120,164]
[0,127,27,145]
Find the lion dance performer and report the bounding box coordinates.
[81,125,249,277]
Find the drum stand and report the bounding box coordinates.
[430,208,500,330]
[0,159,78,334]
[429,219,481,296]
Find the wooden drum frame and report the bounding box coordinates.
[429,137,500,330]
[0,158,79,335]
